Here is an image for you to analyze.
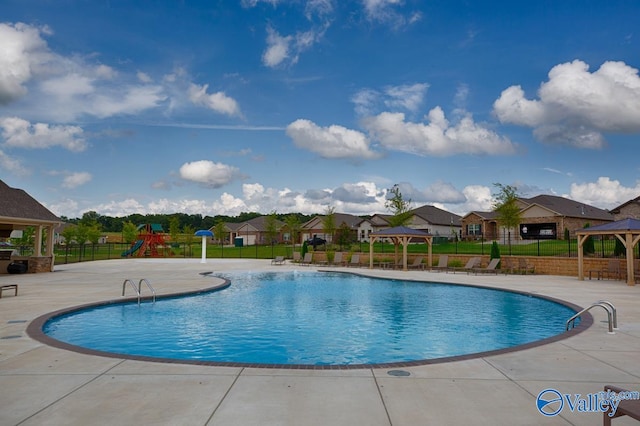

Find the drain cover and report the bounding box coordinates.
[7,320,27,324]
[387,370,410,377]
[1,335,22,339]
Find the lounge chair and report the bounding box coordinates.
[408,256,425,270]
[0,284,18,298]
[432,255,449,272]
[271,256,285,265]
[292,252,301,263]
[603,259,623,280]
[347,254,361,267]
[518,258,535,275]
[501,257,515,274]
[472,258,500,275]
[449,257,480,274]
[603,384,640,425]
[300,253,313,266]
[331,252,346,266]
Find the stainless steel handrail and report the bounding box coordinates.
[122,278,141,305]
[138,278,156,303]
[566,302,616,334]
[596,300,618,329]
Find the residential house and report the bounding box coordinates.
[609,195,640,220]
[461,194,614,241]
[301,213,367,243]
[366,206,462,241]
[218,216,285,246]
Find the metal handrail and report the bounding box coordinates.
[596,300,618,329]
[566,302,616,334]
[138,278,156,303]
[122,278,141,305]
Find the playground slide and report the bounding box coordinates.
[121,240,144,257]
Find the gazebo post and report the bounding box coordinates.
[626,232,634,285]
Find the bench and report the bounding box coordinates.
[604,385,640,425]
[0,284,18,298]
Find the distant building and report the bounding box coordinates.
[609,195,640,220]
[461,194,614,241]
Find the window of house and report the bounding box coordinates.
[467,224,482,236]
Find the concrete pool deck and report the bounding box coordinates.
[1,258,639,425]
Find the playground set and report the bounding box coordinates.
[121,224,170,258]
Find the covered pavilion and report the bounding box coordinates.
[576,217,640,286]
[368,226,433,271]
[0,180,62,273]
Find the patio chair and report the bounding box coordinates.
[300,253,313,266]
[501,257,515,274]
[408,256,425,270]
[450,257,480,274]
[271,256,285,265]
[0,284,18,298]
[472,258,500,275]
[347,254,361,267]
[602,259,623,280]
[331,252,346,266]
[603,384,640,425]
[292,252,301,263]
[518,258,535,275]
[432,255,449,272]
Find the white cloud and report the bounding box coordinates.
[179,160,241,188]
[568,177,640,210]
[0,22,51,104]
[0,116,87,151]
[262,27,292,68]
[352,83,429,116]
[262,25,327,68]
[494,60,640,148]
[383,83,429,112]
[62,172,92,189]
[362,108,517,156]
[361,0,421,28]
[0,149,29,176]
[188,83,241,117]
[286,119,381,159]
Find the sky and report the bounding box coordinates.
[1,0,640,219]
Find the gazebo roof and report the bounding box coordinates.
[579,218,640,233]
[370,226,432,237]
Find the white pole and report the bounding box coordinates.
[201,235,207,263]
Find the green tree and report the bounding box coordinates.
[169,216,181,243]
[322,206,336,249]
[492,183,522,254]
[183,224,196,257]
[213,221,227,245]
[284,214,302,254]
[264,211,279,246]
[385,184,413,227]
[122,222,138,244]
[490,241,501,268]
[335,222,353,250]
[582,223,595,255]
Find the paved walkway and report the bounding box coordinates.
[1,259,639,425]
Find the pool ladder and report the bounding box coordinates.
[122,278,156,306]
[566,300,617,334]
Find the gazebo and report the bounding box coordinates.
[368,226,433,271]
[576,218,640,286]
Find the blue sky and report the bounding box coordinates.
[1,0,639,219]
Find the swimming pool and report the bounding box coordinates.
[40,271,583,367]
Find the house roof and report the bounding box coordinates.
[370,226,432,237]
[224,216,285,233]
[609,195,640,215]
[462,211,499,220]
[519,194,613,221]
[302,213,366,230]
[0,180,61,224]
[579,217,640,233]
[409,205,462,226]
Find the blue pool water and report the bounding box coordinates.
[43,271,578,366]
